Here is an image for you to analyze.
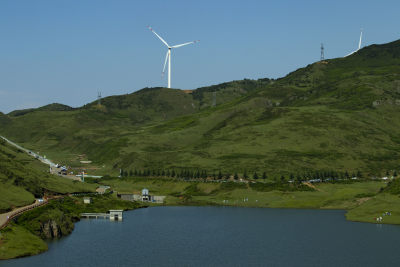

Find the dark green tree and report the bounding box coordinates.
[253,172,259,180]
[262,172,267,180]
[234,173,239,180]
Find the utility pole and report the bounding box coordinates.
[97,91,102,106]
[212,91,216,107]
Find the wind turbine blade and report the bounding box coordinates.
[147,26,170,47]
[345,50,355,57]
[358,29,363,50]
[171,40,200,49]
[162,51,169,77]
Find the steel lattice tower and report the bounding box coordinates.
[320,43,325,61]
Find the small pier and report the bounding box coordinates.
[80,210,123,221]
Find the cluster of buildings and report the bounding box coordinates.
[118,188,165,203]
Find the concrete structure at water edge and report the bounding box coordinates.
[80,210,123,221]
[109,210,123,221]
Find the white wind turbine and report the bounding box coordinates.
[345,28,363,57]
[148,26,199,88]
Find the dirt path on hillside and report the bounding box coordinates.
[303,182,322,191]
[0,200,48,229]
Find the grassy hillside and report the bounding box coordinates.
[1,39,400,177]
[8,103,73,117]
[0,112,11,126]
[0,139,96,212]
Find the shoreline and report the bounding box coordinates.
[1,203,397,261]
[2,181,399,260]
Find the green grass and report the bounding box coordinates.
[0,140,97,212]
[97,177,385,210]
[0,224,47,260]
[346,193,400,224]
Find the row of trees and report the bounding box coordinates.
[119,168,378,182]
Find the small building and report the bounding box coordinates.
[83,197,92,204]
[142,188,150,201]
[119,194,135,201]
[117,189,165,204]
[142,188,149,196]
[109,210,123,221]
[153,195,166,203]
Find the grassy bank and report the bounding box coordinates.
[100,177,383,209]
[107,177,400,225]
[0,194,144,260]
[1,177,397,260]
[0,224,47,260]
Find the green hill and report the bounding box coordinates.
[0,139,95,212]
[8,103,73,117]
[1,39,400,177]
[0,112,11,126]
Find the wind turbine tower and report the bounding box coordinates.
[148,26,199,88]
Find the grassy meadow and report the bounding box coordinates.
[0,139,97,212]
[97,177,386,213]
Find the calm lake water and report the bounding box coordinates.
[3,206,400,267]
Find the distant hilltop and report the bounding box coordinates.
[1,38,400,176]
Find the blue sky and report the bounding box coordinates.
[0,0,399,113]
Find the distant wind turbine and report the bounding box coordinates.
[345,29,363,57]
[147,26,199,88]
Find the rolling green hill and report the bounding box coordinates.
[0,139,95,212]
[8,103,73,117]
[1,39,400,177]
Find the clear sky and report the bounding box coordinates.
[0,0,399,113]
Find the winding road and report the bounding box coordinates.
[0,135,56,167]
[0,199,49,229]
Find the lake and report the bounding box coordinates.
[3,206,400,266]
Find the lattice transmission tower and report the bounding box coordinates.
[320,43,325,61]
